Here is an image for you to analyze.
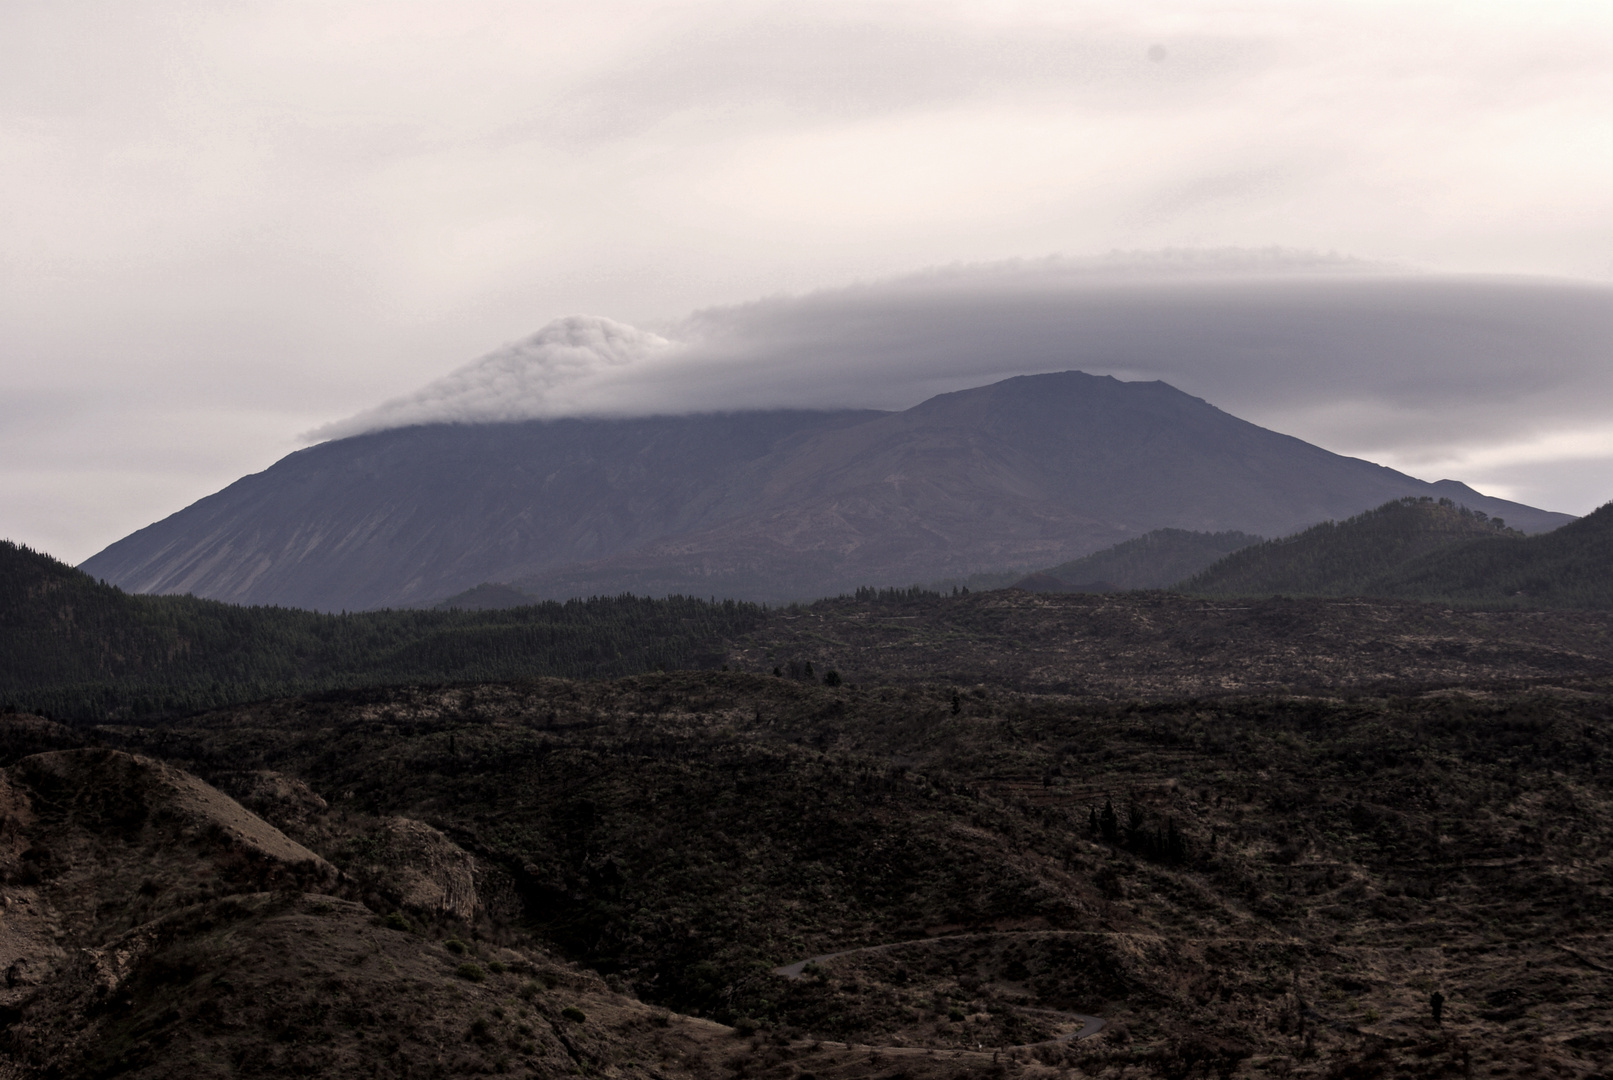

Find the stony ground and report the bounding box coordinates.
[736,590,1613,696]
[2,591,1611,1078]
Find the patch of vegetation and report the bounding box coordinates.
[736,587,1613,697]
[1184,496,1613,608]
[0,540,764,720]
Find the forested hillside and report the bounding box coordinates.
[1184,496,1613,607]
[1181,498,1524,599]
[0,540,761,720]
[1373,499,1613,607]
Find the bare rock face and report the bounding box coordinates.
[0,750,343,1070]
[234,769,330,830]
[0,748,736,1079]
[0,749,335,1009]
[366,816,480,919]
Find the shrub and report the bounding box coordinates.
[732,1017,761,1036]
[444,938,469,955]
[381,911,412,933]
[488,960,507,974]
[456,963,486,982]
[561,1006,587,1022]
[518,980,541,1001]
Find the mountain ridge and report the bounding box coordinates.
[1008,527,1264,592]
[1182,495,1613,607]
[81,371,1573,609]
[1182,497,1523,598]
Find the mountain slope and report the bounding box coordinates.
[82,372,1573,609]
[81,410,873,612]
[1010,528,1263,592]
[1,539,758,719]
[1180,496,1613,606]
[1371,499,1613,607]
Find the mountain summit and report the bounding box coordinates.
[81,372,1571,609]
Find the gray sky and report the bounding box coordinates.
[4,1,1613,563]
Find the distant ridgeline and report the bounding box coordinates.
[0,540,762,721]
[1008,528,1264,593]
[1183,496,1613,607]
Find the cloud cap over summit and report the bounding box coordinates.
[312,261,1613,516]
[312,316,672,440]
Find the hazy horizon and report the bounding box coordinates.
[5,2,1612,562]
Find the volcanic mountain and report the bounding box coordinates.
[80,372,1571,609]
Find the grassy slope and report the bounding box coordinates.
[1184,497,1613,608]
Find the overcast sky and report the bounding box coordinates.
[4,1,1613,563]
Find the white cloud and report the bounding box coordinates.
[308,258,1613,523]
[7,1,1613,560]
[310,315,673,439]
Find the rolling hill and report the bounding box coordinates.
[1372,498,1613,606]
[1183,496,1613,607]
[0,539,758,720]
[79,372,1571,610]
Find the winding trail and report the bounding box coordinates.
[771,933,1106,1048]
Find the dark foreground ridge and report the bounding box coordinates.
[773,935,1107,1042]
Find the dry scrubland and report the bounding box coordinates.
[2,592,1611,1078]
[738,590,1613,696]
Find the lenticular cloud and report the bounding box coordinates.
[309,315,673,440]
[308,258,1613,483]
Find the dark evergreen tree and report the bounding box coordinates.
[1098,798,1120,845]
